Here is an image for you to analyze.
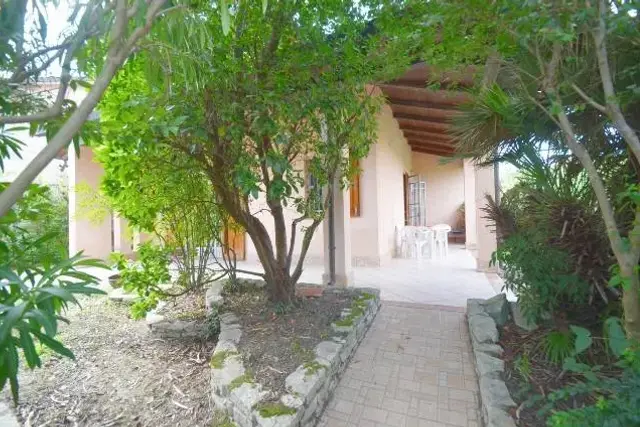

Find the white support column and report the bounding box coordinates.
[113,215,133,255]
[474,163,498,271]
[463,159,478,252]
[323,182,353,287]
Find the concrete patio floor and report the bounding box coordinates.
[236,244,500,307]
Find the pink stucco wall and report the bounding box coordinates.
[412,153,465,228]
[68,146,113,259]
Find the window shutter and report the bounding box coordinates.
[350,159,361,217]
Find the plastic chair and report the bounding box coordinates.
[431,224,451,258]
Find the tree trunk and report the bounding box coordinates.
[620,258,640,342]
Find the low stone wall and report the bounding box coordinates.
[146,281,225,339]
[211,288,381,427]
[467,294,517,427]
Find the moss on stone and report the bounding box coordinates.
[210,350,238,369]
[254,402,297,418]
[211,410,237,427]
[229,372,254,391]
[175,308,207,321]
[334,317,354,327]
[303,360,327,377]
[359,292,375,301]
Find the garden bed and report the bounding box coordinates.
[500,320,620,427]
[4,296,216,427]
[211,283,381,427]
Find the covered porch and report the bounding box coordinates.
[236,244,500,307]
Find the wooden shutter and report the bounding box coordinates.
[350,159,361,217]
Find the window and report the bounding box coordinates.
[350,159,361,217]
[407,174,427,226]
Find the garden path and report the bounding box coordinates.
[319,302,481,427]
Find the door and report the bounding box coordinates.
[223,223,246,261]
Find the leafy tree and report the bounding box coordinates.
[414,0,640,340]
[0,0,173,217]
[96,0,415,302]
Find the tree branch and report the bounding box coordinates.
[571,83,606,113]
[0,0,168,217]
[593,0,640,164]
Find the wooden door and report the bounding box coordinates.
[224,223,246,261]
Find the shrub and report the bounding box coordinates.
[546,347,640,427]
[493,232,589,322]
[113,242,172,319]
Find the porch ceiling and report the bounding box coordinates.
[380,62,475,157]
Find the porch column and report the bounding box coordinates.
[474,164,498,271]
[68,146,113,259]
[463,159,477,252]
[323,181,353,287]
[113,215,133,255]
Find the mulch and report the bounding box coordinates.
[499,319,620,426]
[4,296,216,427]
[222,286,358,401]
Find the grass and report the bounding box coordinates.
[254,402,297,418]
[210,349,238,369]
[303,360,327,377]
[211,410,236,427]
[333,292,375,328]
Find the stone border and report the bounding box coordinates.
[211,287,381,427]
[466,294,517,427]
[145,281,224,339]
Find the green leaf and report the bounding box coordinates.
[262,0,268,14]
[604,317,628,358]
[0,304,27,342]
[570,325,592,355]
[18,323,41,369]
[220,0,231,36]
[32,330,75,360]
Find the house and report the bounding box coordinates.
[68,63,497,285]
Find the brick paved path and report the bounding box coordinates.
[319,302,480,427]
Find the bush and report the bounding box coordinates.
[546,347,640,427]
[492,232,589,322]
[112,242,172,319]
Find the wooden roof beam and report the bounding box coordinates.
[410,145,456,157]
[396,117,451,133]
[389,104,459,122]
[378,84,470,106]
[403,129,455,143]
[406,138,454,150]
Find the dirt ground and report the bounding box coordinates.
[223,288,357,401]
[3,296,215,427]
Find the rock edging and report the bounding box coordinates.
[211,288,381,427]
[467,294,516,427]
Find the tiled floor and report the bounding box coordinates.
[237,245,500,307]
[318,302,481,427]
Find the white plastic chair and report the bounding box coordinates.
[432,224,451,258]
[415,227,434,259]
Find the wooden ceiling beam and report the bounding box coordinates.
[386,97,459,111]
[389,103,459,122]
[396,117,451,133]
[389,63,477,88]
[403,129,455,143]
[394,113,452,128]
[406,138,454,150]
[410,145,456,157]
[379,83,470,106]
